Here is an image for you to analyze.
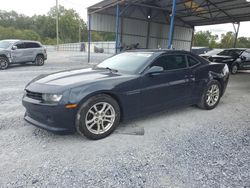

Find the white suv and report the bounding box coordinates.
[0,39,47,70]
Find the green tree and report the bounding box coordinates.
[47,6,86,43]
[193,31,219,48]
[220,32,235,48]
[0,26,41,41]
[237,37,250,48]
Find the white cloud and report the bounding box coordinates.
[195,22,250,38]
[1,0,102,20]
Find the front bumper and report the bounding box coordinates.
[22,97,77,134]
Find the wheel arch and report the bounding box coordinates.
[76,90,124,121]
[36,53,44,59]
[0,54,8,60]
[208,71,225,96]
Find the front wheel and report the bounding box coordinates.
[0,57,9,70]
[35,55,45,66]
[76,94,120,140]
[198,80,221,110]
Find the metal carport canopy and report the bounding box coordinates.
[87,0,250,62]
[88,0,250,26]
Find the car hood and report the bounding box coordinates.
[209,55,235,63]
[26,68,135,93]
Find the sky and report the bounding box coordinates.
[1,0,250,38]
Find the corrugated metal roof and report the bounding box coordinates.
[88,0,250,26]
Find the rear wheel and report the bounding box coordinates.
[35,55,44,66]
[76,94,120,140]
[231,64,238,74]
[0,57,9,70]
[198,80,221,110]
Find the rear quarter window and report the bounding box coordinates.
[187,56,200,67]
[25,42,41,48]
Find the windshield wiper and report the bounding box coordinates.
[105,67,118,73]
[95,66,118,73]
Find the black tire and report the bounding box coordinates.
[76,94,120,140]
[35,55,44,66]
[198,80,221,110]
[231,64,238,74]
[0,56,9,70]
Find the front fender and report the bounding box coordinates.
[68,83,116,105]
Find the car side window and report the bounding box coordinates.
[16,42,25,49]
[25,42,32,48]
[24,42,41,48]
[187,56,200,67]
[152,55,187,71]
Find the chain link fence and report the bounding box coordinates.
[45,42,115,63]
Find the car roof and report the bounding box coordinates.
[224,48,248,51]
[21,40,41,43]
[1,39,20,43]
[1,39,40,43]
[127,49,192,55]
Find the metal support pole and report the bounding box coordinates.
[120,17,123,51]
[168,0,177,49]
[146,21,151,48]
[115,4,120,54]
[88,14,91,63]
[233,22,240,48]
[56,0,59,50]
[79,20,81,43]
[190,27,195,52]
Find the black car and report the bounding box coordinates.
[22,50,229,140]
[209,49,250,74]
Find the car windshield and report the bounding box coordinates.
[96,52,154,74]
[218,50,243,57]
[0,41,15,49]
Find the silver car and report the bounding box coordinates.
[0,39,47,70]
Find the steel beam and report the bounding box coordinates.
[115,4,120,53]
[168,0,177,49]
[88,14,91,63]
[233,22,240,48]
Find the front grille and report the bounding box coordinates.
[26,90,43,101]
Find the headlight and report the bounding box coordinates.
[42,94,62,103]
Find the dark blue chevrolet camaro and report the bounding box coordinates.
[22,50,229,139]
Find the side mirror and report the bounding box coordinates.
[145,66,164,76]
[12,46,17,50]
[241,56,246,61]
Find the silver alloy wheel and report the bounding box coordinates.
[0,58,8,69]
[206,84,220,107]
[85,102,116,135]
[232,65,238,74]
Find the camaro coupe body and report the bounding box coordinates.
[22,50,229,139]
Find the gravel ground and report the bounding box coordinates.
[0,51,249,187]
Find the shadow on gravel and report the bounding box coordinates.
[4,63,37,70]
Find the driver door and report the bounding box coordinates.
[11,42,27,63]
[139,54,191,113]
